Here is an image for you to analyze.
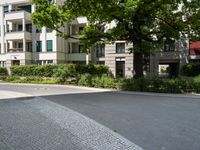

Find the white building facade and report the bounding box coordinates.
[0,0,93,66]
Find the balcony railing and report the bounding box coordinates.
[5,9,31,14]
[8,48,23,53]
[7,30,32,33]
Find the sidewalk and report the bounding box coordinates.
[0,90,33,100]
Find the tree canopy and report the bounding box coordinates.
[32,0,200,77]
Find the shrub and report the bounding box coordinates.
[0,67,8,75]
[75,64,109,75]
[10,65,58,77]
[77,74,93,86]
[4,76,57,84]
[53,64,76,83]
[10,64,109,78]
[182,63,200,77]
[91,74,116,88]
[5,76,21,82]
[193,75,200,93]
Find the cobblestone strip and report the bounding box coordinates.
[30,98,144,150]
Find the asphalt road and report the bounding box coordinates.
[0,83,200,150]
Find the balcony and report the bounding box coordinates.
[71,16,88,25]
[68,53,91,61]
[4,10,31,21]
[5,31,32,40]
[8,48,23,53]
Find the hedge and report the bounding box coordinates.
[10,64,109,77]
[121,77,199,93]
[0,67,8,75]
[3,75,200,93]
[182,63,200,77]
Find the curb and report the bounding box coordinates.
[117,91,200,99]
[0,82,113,92]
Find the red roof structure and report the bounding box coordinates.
[189,41,200,55]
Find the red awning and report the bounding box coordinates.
[190,41,200,49]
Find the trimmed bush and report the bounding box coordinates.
[78,74,93,86]
[10,64,109,78]
[53,64,76,83]
[10,65,57,77]
[91,74,116,88]
[0,67,8,75]
[182,63,200,77]
[4,76,57,84]
[75,64,109,75]
[120,77,199,93]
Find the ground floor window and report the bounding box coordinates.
[36,41,42,52]
[96,61,105,65]
[0,61,6,67]
[36,60,53,65]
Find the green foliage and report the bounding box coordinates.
[4,76,21,82]
[0,67,8,75]
[10,65,57,77]
[75,64,109,75]
[91,74,116,88]
[10,64,109,78]
[53,64,76,83]
[120,77,198,93]
[182,63,200,77]
[78,74,93,87]
[32,0,200,77]
[4,76,57,84]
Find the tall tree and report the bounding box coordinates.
[32,0,200,77]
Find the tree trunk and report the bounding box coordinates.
[134,52,144,78]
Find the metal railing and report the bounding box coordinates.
[8,48,23,53]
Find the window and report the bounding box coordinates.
[36,41,42,52]
[4,6,9,13]
[26,24,32,32]
[18,5,32,13]
[48,0,53,5]
[47,60,53,64]
[18,25,22,31]
[79,27,84,32]
[36,28,42,33]
[47,40,53,52]
[96,44,105,57]
[164,39,175,51]
[18,43,23,49]
[79,45,84,53]
[27,42,32,52]
[116,43,125,53]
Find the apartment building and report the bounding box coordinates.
[0,0,189,78]
[0,0,91,66]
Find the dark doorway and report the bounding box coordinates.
[116,61,125,78]
[159,62,179,78]
[169,63,179,78]
[12,60,20,66]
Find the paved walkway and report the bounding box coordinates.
[0,97,143,150]
[0,90,32,100]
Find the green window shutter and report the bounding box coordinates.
[47,40,53,52]
[36,41,42,52]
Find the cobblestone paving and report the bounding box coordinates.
[0,97,143,150]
